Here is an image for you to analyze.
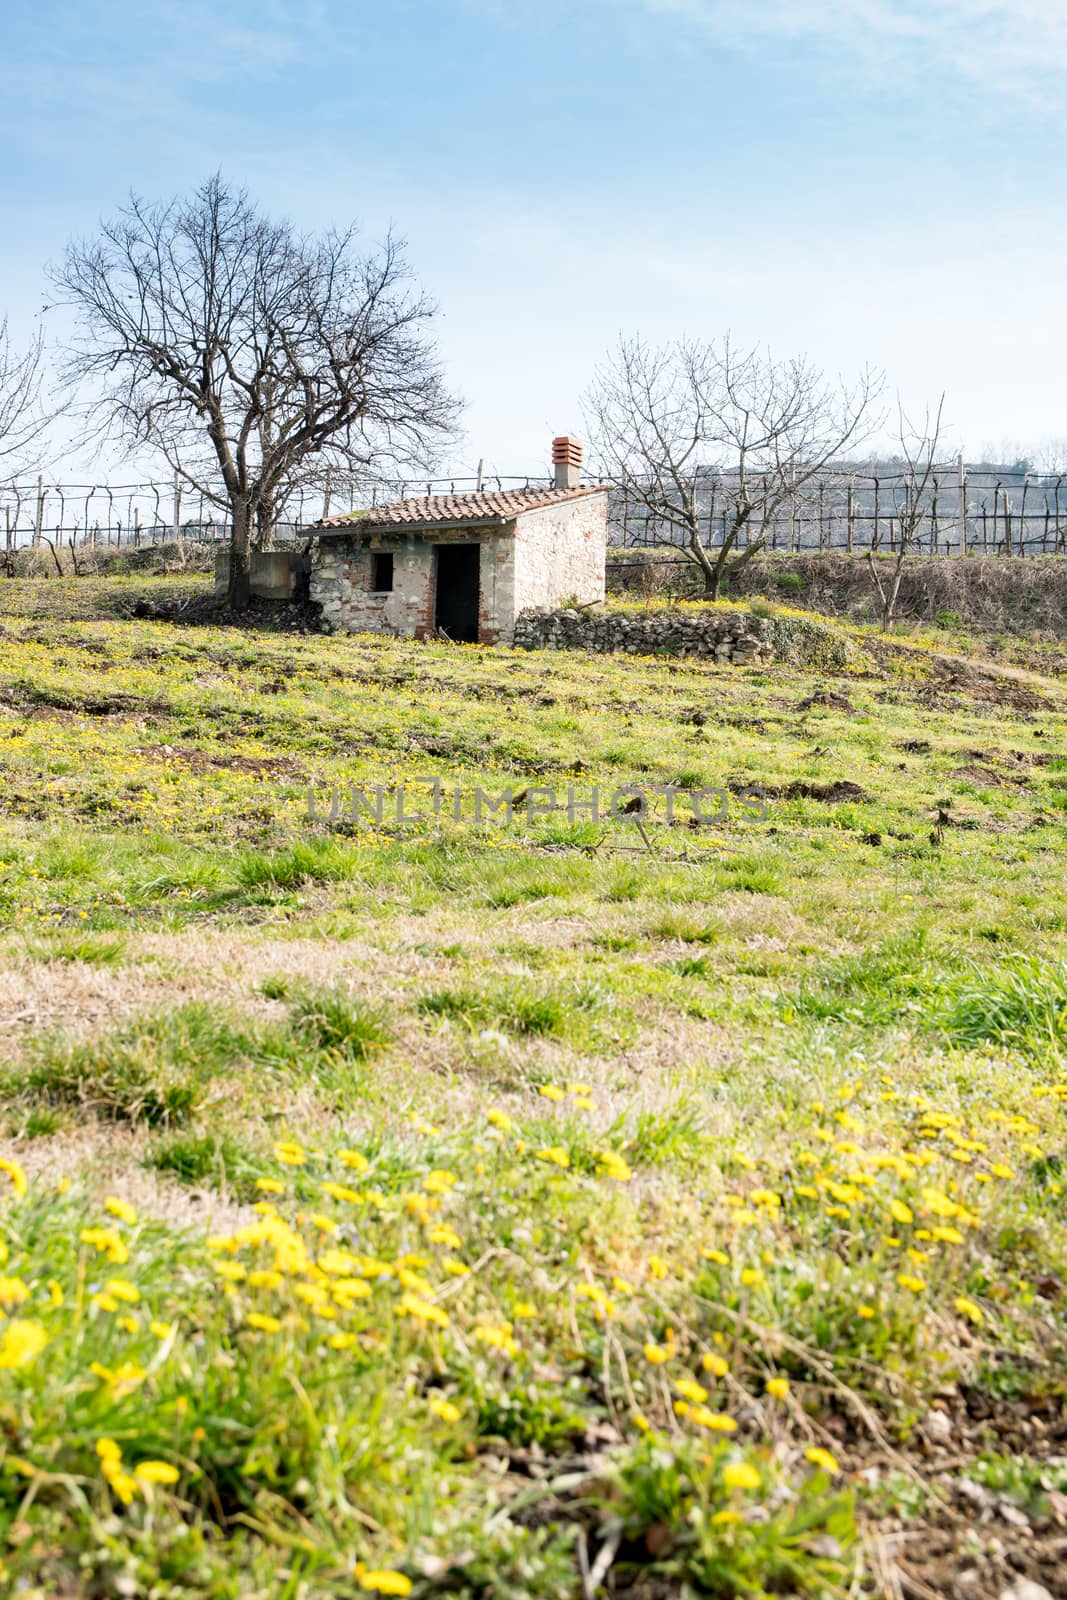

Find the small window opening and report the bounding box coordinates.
[371,552,394,592]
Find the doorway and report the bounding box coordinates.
[434,544,481,642]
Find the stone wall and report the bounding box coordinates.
[512,494,608,612]
[512,607,775,664]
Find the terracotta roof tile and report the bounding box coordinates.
[314,484,605,533]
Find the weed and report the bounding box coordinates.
[17,1003,288,1126]
[24,931,127,965]
[146,1132,262,1200]
[287,985,392,1061]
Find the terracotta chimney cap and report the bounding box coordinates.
[552,435,583,465]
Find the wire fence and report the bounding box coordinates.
[2,463,1066,561]
[610,464,1067,559]
[0,473,556,557]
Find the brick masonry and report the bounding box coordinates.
[310,493,608,642]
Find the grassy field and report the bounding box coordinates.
[0,576,1066,1599]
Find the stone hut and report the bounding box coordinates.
[309,437,607,643]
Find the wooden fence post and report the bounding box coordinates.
[32,475,44,549]
[172,471,184,562]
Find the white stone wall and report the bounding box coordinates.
[511,494,608,614]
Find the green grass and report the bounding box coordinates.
[0,579,1066,1595]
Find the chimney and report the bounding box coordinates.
[552,435,583,490]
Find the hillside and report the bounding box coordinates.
[0,580,1066,1598]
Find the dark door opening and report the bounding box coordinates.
[434,544,481,642]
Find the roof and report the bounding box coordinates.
[314,484,606,535]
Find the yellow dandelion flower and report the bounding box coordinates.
[246,1312,282,1333]
[104,1197,137,1225]
[689,1408,738,1433]
[486,1108,514,1132]
[214,1260,246,1283]
[804,1446,840,1474]
[536,1147,570,1168]
[104,1278,140,1303]
[0,1320,46,1371]
[395,1293,450,1329]
[0,1278,30,1310]
[80,1227,129,1265]
[422,1170,457,1194]
[701,1351,729,1377]
[0,1158,28,1200]
[273,1141,307,1167]
[473,1322,518,1355]
[954,1296,984,1326]
[134,1460,179,1486]
[675,1377,709,1404]
[359,1573,412,1597]
[765,1377,790,1401]
[702,1247,730,1266]
[722,1460,761,1491]
[255,1177,286,1194]
[105,1469,138,1505]
[429,1395,461,1422]
[538,1084,566,1102]
[339,1149,370,1172]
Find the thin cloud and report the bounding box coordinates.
[626,0,1067,102]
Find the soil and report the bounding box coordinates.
[130,743,306,777]
[797,690,858,714]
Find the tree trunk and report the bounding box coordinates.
[228,501,253,610]
[254,501,276,552]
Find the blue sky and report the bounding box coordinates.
[2,0,1065,478]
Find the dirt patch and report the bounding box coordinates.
[871,1520,1067,1600]
[949,764,1025,788]
[132,743,306,777]
[733,777,872,803]
[0,685,171,719]
[135,591,322,634]
[796,690,857,714]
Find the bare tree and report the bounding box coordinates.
[866,396,946,631]
[0,321,51,486]
[52,176,460,607]
[584,335,883,599]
